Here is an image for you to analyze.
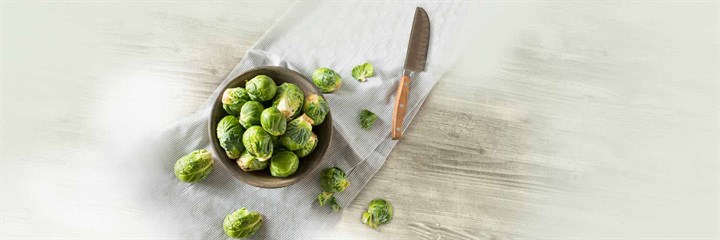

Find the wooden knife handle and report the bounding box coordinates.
[391,75,411,140]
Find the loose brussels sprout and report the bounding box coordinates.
[302,94,329,126]
[320,167,349,193]
[236,151,269,172]
[246,75,277,102]
[351,62,374,82]
[239,101,264,129]
[317,192,341,212]
[272,83,305,120]
[312,67,342,93]
[280,114,314,151]
[260,107,286,136]
[173,149,214,183]
[269,151,299,177]
[294,132,317,157]
[223,208,263,239]
[242,126,273,161]
[360,109,378,130]
[222,88,250,116]
[217,115,245,159]
[361,199,393,229]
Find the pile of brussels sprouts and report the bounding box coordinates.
[217,74,330,178]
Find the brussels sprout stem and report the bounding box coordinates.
[298,113,315,125]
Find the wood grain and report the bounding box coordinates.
[1,2,718,239]
[392,75,411,140]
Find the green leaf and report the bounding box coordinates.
[316,191,343,211]
[359,109,378,130]
[329,198,342,212]
[361,211,375,228]
[317,192,334,206]
[351,62,374,82]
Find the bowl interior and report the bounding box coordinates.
[209,66,332,188]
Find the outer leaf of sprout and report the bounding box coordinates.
[359,109,378,130]
[351,62,374,82]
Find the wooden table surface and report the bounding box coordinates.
[2,2,718,239]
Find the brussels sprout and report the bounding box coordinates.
[269,151,299,177]
[246,75,277,102]
[242,126,273,161]
[260,107,286,136]
[351,62,374,82]
[360,109,378,130]
[223,208,263,239]
[280,114,314,151]
[222,88,250,116]
[302,94,329,126]
[173,149,214,183]
[320,167,349,193]
[294,132,317,157]
[272,83,305,120]
[239,101,264,129]
[317,192,341,212]
[236,151,269,172]
[217,115,245,159]
[361,199,393,229]
[312,67,342,93]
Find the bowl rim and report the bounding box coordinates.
[208,66,332,189]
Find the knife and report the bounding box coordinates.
[392,7,430,140]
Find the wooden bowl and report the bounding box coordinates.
[209,66,332,188]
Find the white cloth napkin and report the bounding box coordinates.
[136,2,472,239]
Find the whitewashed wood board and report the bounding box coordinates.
[1,2,717,239]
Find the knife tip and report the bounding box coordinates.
[416,7,428,15]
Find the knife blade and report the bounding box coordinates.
[392,7,430,140]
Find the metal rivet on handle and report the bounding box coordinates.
[396,127,401,131]
[399,104,404,108]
